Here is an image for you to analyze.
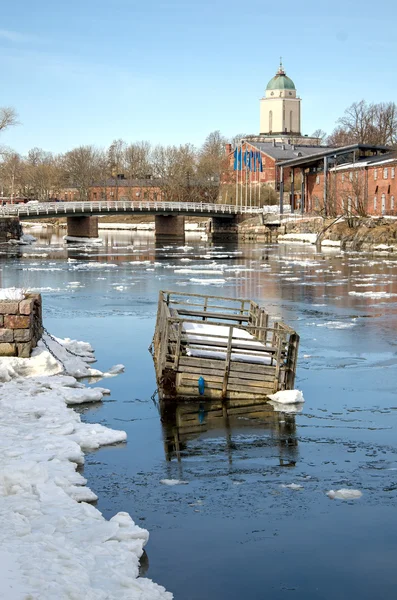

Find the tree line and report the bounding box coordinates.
[1,99,397,204]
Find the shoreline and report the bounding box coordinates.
[0,332,172,599]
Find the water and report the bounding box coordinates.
[3,228,397,599]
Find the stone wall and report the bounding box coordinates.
[0,293,43,357]
[0,217,22,242]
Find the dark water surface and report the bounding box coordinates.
[2,228,397,599]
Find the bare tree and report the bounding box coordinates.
[124,141,152,179]
[0,150,23,201]
[312,129,327,145]
[327,100,397,147]
[0,107,19,133]
[62,145,102,200]
[152,144,197,202]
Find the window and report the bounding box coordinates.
[269,110,273,132]
[392,167,395,179]
[349,172,353,181]
[391,196,395,210]
[374,169,378,180]
[383,168,388,179]
[316,175,320,184]
[382,193,386,214]
[374,196,377,211]
[93,192,97,200]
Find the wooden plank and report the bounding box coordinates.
[222,326,233,398]
[181,337,278,353]
[177,309,249,322]
[228,376,275,387]
[178,365,276,382]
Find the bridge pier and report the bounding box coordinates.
[207,216,241,242]
[66,216,99,240]
[155,215,185,242]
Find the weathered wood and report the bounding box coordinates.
[177,309,249,322]
[153,290,298,401]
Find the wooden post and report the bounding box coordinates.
[173,320,183,370]
[222,326,234,399]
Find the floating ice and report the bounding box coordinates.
[160,479,189,486]
[281,483,303,490]
[327,489,362,500]
[267,390,304,404]
[349,291,396,299]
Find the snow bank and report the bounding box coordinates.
[0,338,172,599]
[278,233,318,245]
[267,390,304,404]
[0,287,25,301]
[327,489,362,500]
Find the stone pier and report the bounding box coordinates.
[66,216,99,239]
[155,215,185,241]
[0,217,22,242]
[207,215,241,242]
[0,293,43,357]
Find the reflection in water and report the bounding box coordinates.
[159,398,298,468]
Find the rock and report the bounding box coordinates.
[14,329,31,342]
[16,342,32,358]
[0,301,19,315]
[0,329,14,343]
[19,299,33,315]
[4,315,31,329]
[0,342,16,356]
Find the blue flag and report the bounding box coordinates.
[233,148,238,170]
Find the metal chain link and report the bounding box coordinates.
[40,333,66,373]
[43,326,88,358]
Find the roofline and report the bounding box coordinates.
[278,144,392,168]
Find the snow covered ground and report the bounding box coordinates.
[0,330,172,599]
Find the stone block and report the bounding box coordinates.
[14,329,31,342]
[0,328,14,342]
[0,315,4,327]
[16,342,32,358]
[0,301,19,315]
[4,315,31,329]
[0,342,16,356]
[19,299,33,315]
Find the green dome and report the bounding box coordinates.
[266,63,295,91]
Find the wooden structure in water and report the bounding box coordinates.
[153,290,299,400]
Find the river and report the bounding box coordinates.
[2,227,397,599]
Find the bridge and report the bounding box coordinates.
[0,200,262,241]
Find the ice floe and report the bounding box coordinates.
[327,489,362,500]
[267,390,305,404]
[0,338,172,599]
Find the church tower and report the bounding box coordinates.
[260,61,301,136]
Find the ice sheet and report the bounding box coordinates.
[0,338,172,600]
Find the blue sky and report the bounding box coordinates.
[1,0,396,154]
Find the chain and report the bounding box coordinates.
[40,333,66,373]
[42,326,88,358]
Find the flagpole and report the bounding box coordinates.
[249,152,252,209]
[235,145,238,209]
[240,143,243,212]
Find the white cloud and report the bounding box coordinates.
[0,29,39,43]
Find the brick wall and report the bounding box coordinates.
[0,293,43,357]
[306,161,397,216]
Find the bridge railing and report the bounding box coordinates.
[0,200,263,218]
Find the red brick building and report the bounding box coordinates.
[279,144,396,216]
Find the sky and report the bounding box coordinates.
[1,0,397,155]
